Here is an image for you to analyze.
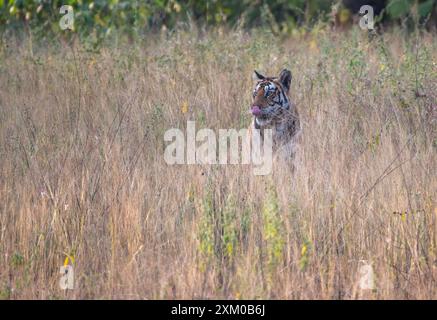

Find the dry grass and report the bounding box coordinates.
[0,27,436,299]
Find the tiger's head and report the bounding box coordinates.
[250,69,292,126]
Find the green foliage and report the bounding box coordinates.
[198,186,240,266]
[262,184,285,269]
[387,0,435,19]
[299,239,311,271]
[2,0,434,41]
[418,0,436,17]
[388,0,415,18]
[0,285,11,300]
[221,195,238,261]
[198,182,215,261]
[10,252,25,267]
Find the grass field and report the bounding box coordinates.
[0,26,436,299]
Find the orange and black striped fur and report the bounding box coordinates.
[249,69,301,158]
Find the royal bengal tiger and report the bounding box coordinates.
[249,69,301,159]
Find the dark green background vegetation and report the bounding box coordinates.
[1,0,436,40]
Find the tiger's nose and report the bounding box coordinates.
[251,105,262,116]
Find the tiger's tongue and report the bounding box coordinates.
[251,106,261,116]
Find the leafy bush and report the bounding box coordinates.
[1,0,435,41]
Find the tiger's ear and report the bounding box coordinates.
[279,69,292,92]
[253,70,265,81]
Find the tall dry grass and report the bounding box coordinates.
[0,27,436,299]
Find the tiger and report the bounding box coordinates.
[249,69,301,159]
